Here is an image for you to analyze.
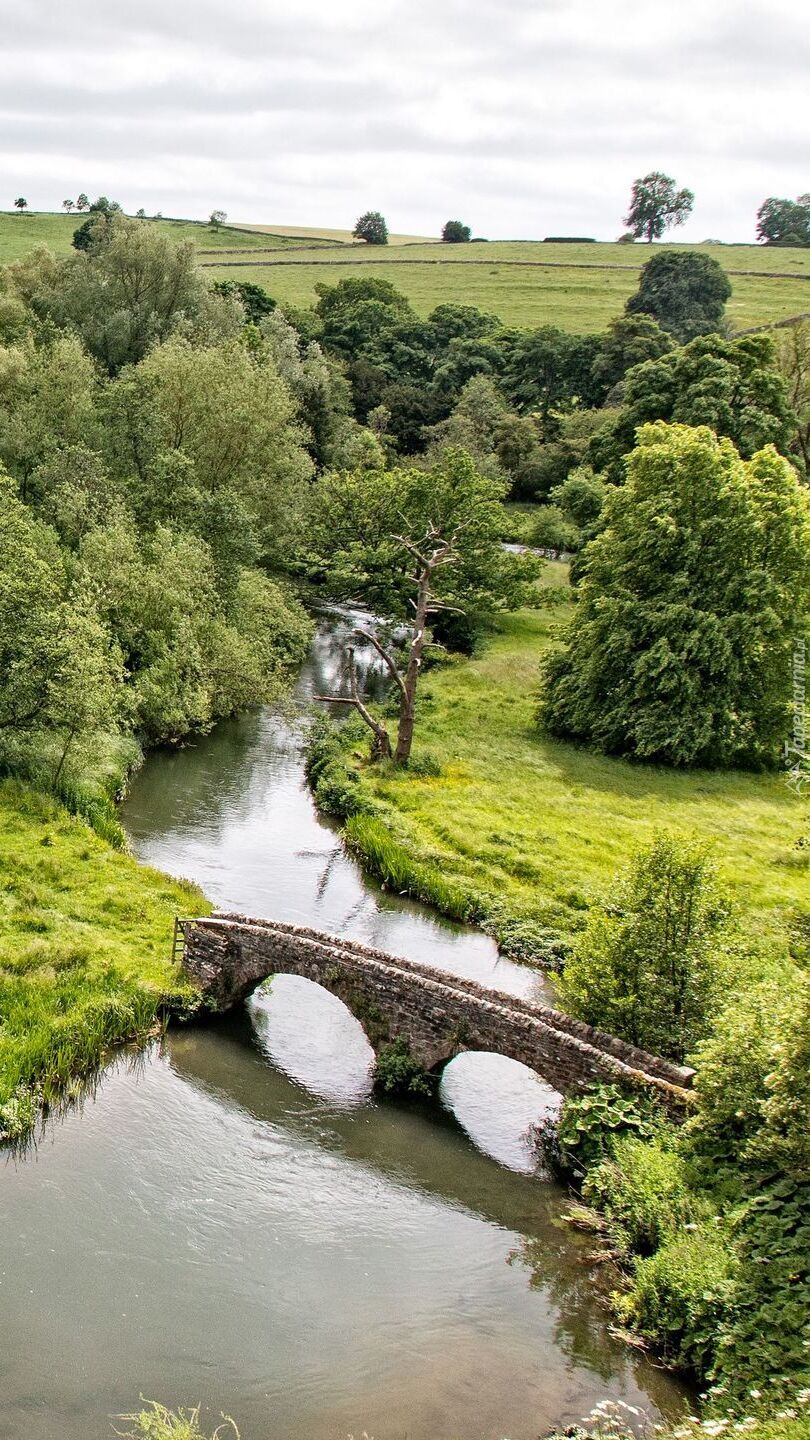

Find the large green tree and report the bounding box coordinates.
[35,213,242,371]
[777,319,810,478]
[592,333,795,479]
[101,336,313,569]
[625,250,731,343]
[623,172,694,242]
[541,422,810,768]
[590,313,675,394]
[309,449,539,762]
[0,473,119,745]
[352,211,389,245]
[756,195,810,246]
[0,334,97,501]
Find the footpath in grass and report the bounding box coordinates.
[343,563,808,950]
[0,778,207,1135]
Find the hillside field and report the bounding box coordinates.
[202,239,810,331]
[0,212,808,331]
[0,211,319,264]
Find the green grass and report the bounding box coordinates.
[0,778,207,1134]
[200,239,810,332]
[343,563,808,947]
[1,217,806,331]
[0,210,314,264]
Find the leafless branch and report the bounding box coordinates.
[354,626,406,698]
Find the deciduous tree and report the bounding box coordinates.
[541,422,810,768]
[442,220,471,243]
[352,211,389,245]
[625,250,730,342]
[624,172,694,242]
[592,332,795,478]
[756,194,810,246]
[310,449,539,762]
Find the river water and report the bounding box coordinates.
[0,613,686,1440]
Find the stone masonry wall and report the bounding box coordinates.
[180,912,694,1110]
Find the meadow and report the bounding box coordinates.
[201,237,810,331]
[0,210,319,264]
[340,563,809,948]
[0,213,807,331]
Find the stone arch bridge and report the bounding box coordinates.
[176,913,694,1109]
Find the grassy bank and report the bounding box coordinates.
[0,777,206,1138]
[321,562,808,956]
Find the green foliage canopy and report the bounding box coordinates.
[559,832,727,1061]
[626,250,731,343]
[542,423,810,768]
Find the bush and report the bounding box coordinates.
[584,1135,702,1255]
[685,969,803,1180]
[557,833,727,1063]
[713,1178,810,1409]
[537,1083,659,1181]
[617,1221,736,1377]
[531,504,580,552]
[543,236,597,243]
[375,1038,431,1096]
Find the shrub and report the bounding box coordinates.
[616,1221,736,1377]
[375,1038,431,1096]
[531,504,580,552]
[712,1178,810,1409]
[584,1135,702,1255]
[558,833,727,1063]
[685,968,802,1180]
[537,1083,659,1181]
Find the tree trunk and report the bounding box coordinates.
[53,724,77,786]
[395,565,431,765]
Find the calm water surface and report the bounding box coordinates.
[0,614,687,1440]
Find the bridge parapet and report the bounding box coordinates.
[178,912,694,1110]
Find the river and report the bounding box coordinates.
[0,612,686,1440]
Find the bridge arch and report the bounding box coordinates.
[178,913,695,1110]
[248,973,375,1103]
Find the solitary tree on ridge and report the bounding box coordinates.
[624,172,694,242]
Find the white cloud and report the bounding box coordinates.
[0,0,806,240]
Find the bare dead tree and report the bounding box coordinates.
[315,524,462,765]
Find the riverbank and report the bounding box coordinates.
[314,561,808,959]
[0,776,206,1138]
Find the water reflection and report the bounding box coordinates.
[249,975,375,1105]
[0,609,693,1439]
[440,1052,562,1173]
[120,612,547,1002]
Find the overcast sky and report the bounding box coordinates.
[1,0,807,242]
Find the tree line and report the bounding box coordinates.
[0,204,808,784]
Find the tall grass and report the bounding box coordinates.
[0,779,206,1140]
